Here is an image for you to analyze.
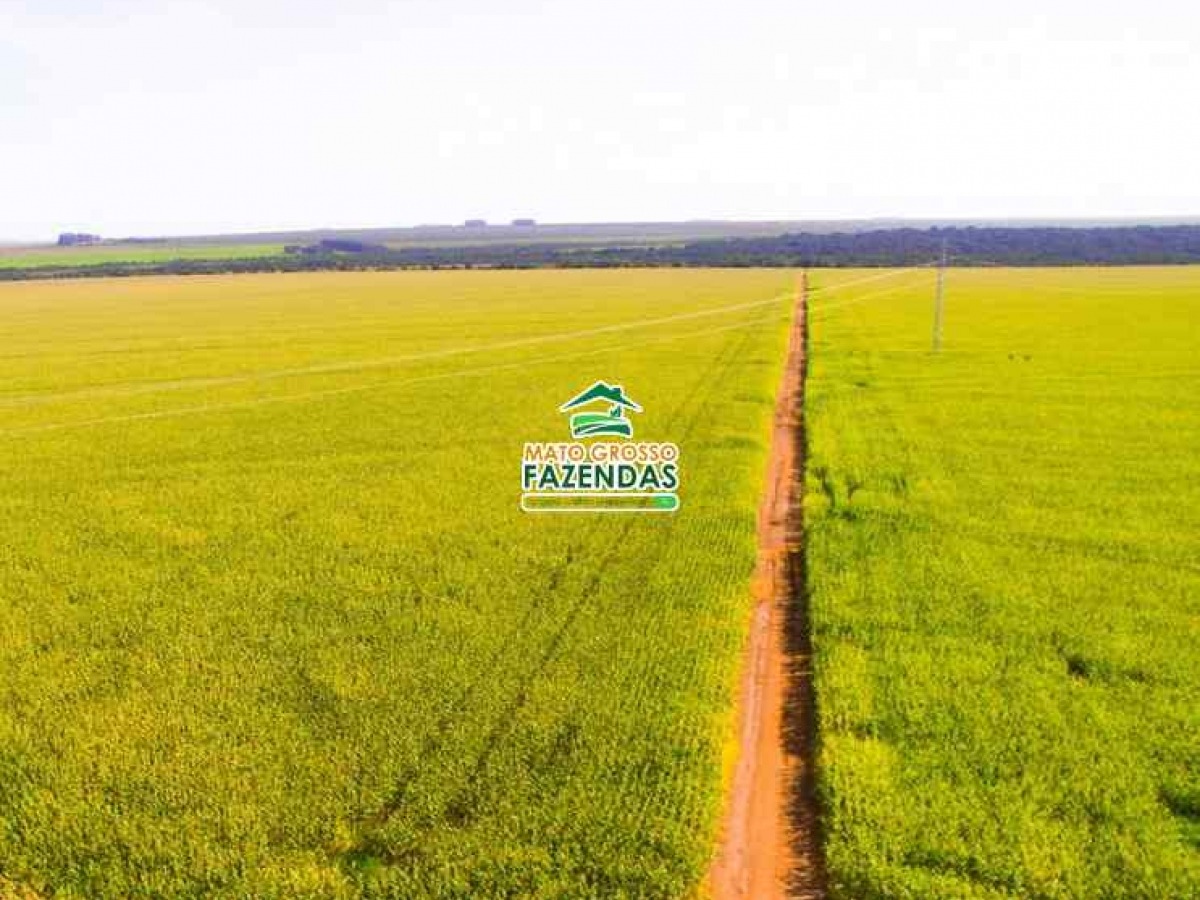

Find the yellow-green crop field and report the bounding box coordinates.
[0,270,792,898]
[807,267,1200,898]
[1,266,1198,899]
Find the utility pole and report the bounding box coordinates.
[932,240,947,353]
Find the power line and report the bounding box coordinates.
[0,290,798,409]
[1,309,791,438]
[806,264,936,298]
[5,269,941,411]
[3,264,946,429]
[808,273,935,319]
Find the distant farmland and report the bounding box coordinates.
[805,267,1200,898]
[0,243,285,269]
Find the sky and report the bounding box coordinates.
[2,0,1199,241]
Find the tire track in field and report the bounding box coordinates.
[414,330,751,805]
[710,276,826,899]
[432,328,761,830]
[335,319,760,866]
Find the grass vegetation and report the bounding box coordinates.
[0,270,792,898]
[0,243,284,269]
[806,266,1200,898]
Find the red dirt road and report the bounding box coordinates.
[708,277,824,900]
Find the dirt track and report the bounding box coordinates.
[709,276,824,899]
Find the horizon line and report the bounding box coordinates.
[6,213,1200,247]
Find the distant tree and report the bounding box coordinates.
[56,232,101,247]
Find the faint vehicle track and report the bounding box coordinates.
[337,324,760,865]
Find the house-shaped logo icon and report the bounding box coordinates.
[559,381,643,439]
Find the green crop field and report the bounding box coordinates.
[806,267,1200,898]
[0,244,284,269]
[0,270,792,899]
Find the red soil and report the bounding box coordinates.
[708,277,824,899]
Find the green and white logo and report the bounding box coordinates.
[521,380,680,513]
[559,381,642,439]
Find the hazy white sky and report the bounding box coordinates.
[2,0,1198,240]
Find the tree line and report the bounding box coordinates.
[7,225,1200,280]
